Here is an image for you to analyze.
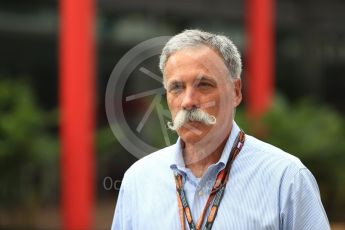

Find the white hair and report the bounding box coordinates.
[159,29,242,83]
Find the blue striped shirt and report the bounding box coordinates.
[111,122,330,230]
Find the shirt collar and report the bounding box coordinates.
[169,121,241,173]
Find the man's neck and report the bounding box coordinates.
[182,136,229,178]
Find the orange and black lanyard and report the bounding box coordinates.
[174,130,245,230]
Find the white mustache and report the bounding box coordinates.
[167,108,216,131]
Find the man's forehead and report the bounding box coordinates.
[167,74,217,85]
[164,46,229,80]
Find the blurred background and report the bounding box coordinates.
[0,0,345,229]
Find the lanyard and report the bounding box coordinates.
[174,130,245,230]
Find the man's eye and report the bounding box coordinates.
[197,82,213,89]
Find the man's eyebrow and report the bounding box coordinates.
[166,80,182,87]
[167,79,180,84]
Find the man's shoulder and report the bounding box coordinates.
[244,134,306,171]
[123,144,175,179]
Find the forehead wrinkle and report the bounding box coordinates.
[166,47,214,70]
[164,46,229,87]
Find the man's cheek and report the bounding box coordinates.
[171,112,177,121]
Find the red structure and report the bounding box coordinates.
[59,0,95,228]
[246,0,275,118]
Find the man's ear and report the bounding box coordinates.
[233,79,242,107]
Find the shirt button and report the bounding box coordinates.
[198,190,203,196]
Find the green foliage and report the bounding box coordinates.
[0,78,59,208]
[0,78,124,208]
[0,77,127,208]
[264,99,344,159]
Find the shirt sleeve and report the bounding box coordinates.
[111,173,133,230]
[279,167,330,230]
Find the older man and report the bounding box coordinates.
[111,30,330,230]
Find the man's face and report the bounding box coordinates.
[164,45,242,144]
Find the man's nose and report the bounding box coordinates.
[181,88,199,110]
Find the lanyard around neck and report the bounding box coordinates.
[174,130,245,230]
